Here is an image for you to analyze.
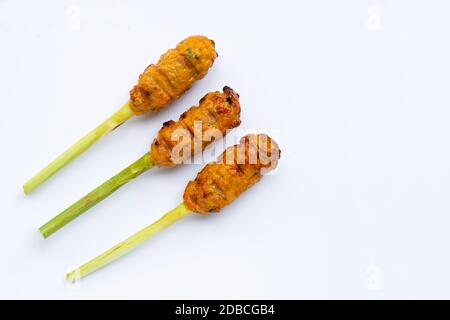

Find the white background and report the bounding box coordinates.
[1,0,449,299]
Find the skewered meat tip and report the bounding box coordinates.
[150,86,241,167]
[184,134,281,213]
[130,35,217,115]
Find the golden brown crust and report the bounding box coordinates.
[129,36,217,115]
[150,87,241,167]
[183,134,280,213]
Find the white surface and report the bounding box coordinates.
[1,0,449,299]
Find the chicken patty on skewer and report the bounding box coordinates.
[67,134,280,281]
[151,86,240,167]
[24,35,217,194]
[184,134,280,212]
[40,87,241,238]
[130,35,217,115]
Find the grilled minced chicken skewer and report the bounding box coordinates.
[67,134,280,282]
[24,35,217,194]
[40,87,241,238]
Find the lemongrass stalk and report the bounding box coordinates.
[39,152,154,238]
[23,101,135,194]
[67,203,191,282]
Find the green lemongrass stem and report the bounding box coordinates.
[23,101,135,194]
[67,203,192,282]
[39,152,155,238]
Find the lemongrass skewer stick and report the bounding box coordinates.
[67,203,191,282]
[23,101,134,194]
[39,152,154,238]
